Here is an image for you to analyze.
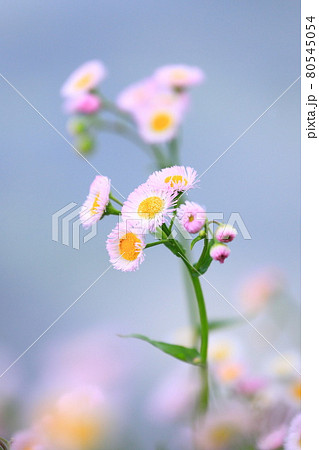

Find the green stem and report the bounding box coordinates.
[150,145,167,169]
[184,261,209,413]
[168,136,179,165]
[145,240,170,249]
[109,193,123,207]
[187,270,208,364]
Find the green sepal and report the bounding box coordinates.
[104,202,121,216]
[119,334,201,365]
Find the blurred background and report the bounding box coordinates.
[1,1,300,448]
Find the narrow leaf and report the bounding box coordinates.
[208,317,243,331]
[190,235,204,250]
[119,334,201,365]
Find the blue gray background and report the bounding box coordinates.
[1,0,300,446]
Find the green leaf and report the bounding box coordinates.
[119,334,201,365]
[190,235,204,250]
[208,317,243,331]
[194,239,214,275]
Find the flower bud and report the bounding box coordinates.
[67,117,87,135]
[76,134,95,154]
[210,243,230,264]
[215,224,237,243]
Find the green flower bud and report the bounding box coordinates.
[199,229,206,238]
[75,134,95,154]
[67,117,87,136]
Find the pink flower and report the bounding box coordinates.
[210,244,231,264]
[236,376,267,395]
[121,183,176,232]
[11,428,47,450]
[134,98,185,144]
[80,176,111,229]
[153,64,205,89]
[177,201,206,233]
[284,414,301,450]
[239,269,284,314]
[116,78,159,114]
[146,166,198,195]
[63,93,101,115]
[258,425,288,450]
[215,224,237,243]
[61,60,106,98]
[106,222,145,272]
[41,385,108,450]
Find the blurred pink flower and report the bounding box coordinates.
[63,93,101,114]
[11,427,47,450]
[239,269,284,314]
[194,404,252,450]
[236,375,268,396]
[40,329,126,391]
[284,413,301,450]
[215,360,246,386]
[40,385,110,450]
[146,368,200,423]
[153,64,205,89]
[134,98,185,143]
[257,425,288,450]
[61,60,106,98]
[116,77,159,113]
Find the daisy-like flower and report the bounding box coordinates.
[11,427,47,450]
[210,243,231,264]
[147,166,198,195]
[63,93,101,115]
[215,361,245,386]
[121,184,175,232]
[106,222,145,272]
[116,77,159,114]
[135,98,186,144]
[215,224,238,243]
[41,385,108,450]
[257,425,288,450]
[153,64,205,90]
[284,414,301,450]
[80,176,111,229]
[61,60,106,98]
[177,201,206,233]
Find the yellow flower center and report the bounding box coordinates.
[291,380,301,401]
[219,363,242,382]
[90,193,100,215]
[151,113,173,132]
[171,69,187,83]
[47,414,100,449]
[188,215,194,222]
[138,196,164,219]
[164,175,188,188]
[209,425,236,445]
[74,73,94,90]
[211,344,231,362]
[119,233,142,261]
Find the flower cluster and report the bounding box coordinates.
[79,165,237,272]
[116,64,204,143]
[61,61,204,155]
